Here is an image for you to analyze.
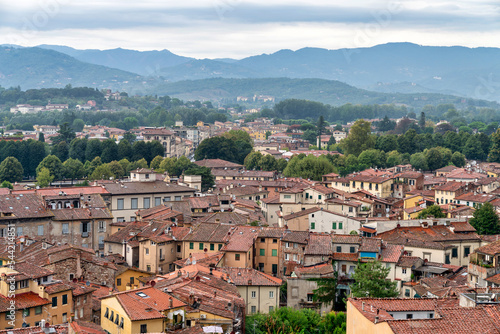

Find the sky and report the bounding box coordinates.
[0,0,499,59]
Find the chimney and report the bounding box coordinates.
[169,297,173,308]
[362,302,365,311]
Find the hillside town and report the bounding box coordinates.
[0,114,499,334]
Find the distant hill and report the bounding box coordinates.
[37,45,193,76]
[0,46,149,91]
[150,77,498,108]
[39,42,500,101]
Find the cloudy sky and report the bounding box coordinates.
[0,0,499,58]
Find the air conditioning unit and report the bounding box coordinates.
[200,314,207,319]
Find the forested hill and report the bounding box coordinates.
[150,77,498,109]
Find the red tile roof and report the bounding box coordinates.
[475,239,500,256]
[305,233,332,255]
[294,262,334,277]
[0,292,50,312]
[221,268,282,286]
[381,244,403,263]
[222,226,258,252]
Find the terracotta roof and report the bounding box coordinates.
[331,252,359,261]
[359,238,382,253]
[0,325,68,334]
[486,273,500,285]
[282,207,321,220]
[194,159,243,169]
[304,233,332,255]
[183,223,232,243]
[51,207,112,220]
[397,256,422,268]
[381,244,403,263]
[258,227,286,238]
[282,230,309,244]
[174,252,224,268]
[101,181,195,195]
[434,181,469,192]
[332,234,362,244]
[221,267,282,286]
[294,262,334,277]
[104,221,148,244]
[455,192,497,203]
[222,226,258,252]
[475,239,500,256]
[197,212,249,225]
[9,261,54,279]
[0,193,53,219]
[450,221,476,232]
[70,320,106,334]
[0,292,50,312]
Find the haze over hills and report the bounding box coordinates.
[2,43,500,105]
[38,43,500,102]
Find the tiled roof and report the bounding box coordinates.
[381,244,403,263]
[105,287,186,321]
[434,181,469,192]
[10,261,54,279]
[282,230,309,244]
[397,256,422,268]
[455,192,497,203]
[42,281,73,294]
[221,267,282,286]
[332,234,362,244]
[0,292,50,312]
[222,226,258,252]
[51,207,112,220]
[282,207,321,220]
[331,252,359,261]
[211,169,275,178]
[450,221,476,232]
[0,193,53,219]
[182,223,232,242]
[294,263,334,277]
[261,196,281,204]
[101,181,195,195]
[359,238,382,253]
[258,227,286,238]
[104,221,148,244]
[475,239,500,256]
[174,252,224,268]
[486,273,500,285]
[0,325,68,334]
[70,320,106,334]
[197,212,249,225]
[304,233,332,255]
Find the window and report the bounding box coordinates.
[19,280,28,289]
[332,222,337,229]
[272,249,278,257]
[293,254,298,261]
[350,246,355,253]
[117,217,125,222]
[37,225,44,236]
[35,306,42,315]
[52,297,57,307]
[402,268,407,274]
[269,291,274,298]
[210,243,214,251]
[23,309,29,317]
[117,278,122,286]
[318,195,322,200]
[251,291,256,298]
[452,248,458,258]
[251,306,257,314]
[311,222,315,230]
[16,226,23,237]
[260,249,265,256]
[131,198,138,209]
[62,312,67,323]
[336,246,341,252]
[339,222,343,229]
[406,314,413,319]
[341,264,346,272]
[348,207,353,213]
[269,306,274,312]
[164,196,171,202]
[98,221,106,232]
[307,294,314,302]
[130,277,134,285]
[235,254,240,261]
[464,246,470,257]
[189,242,194,250]
[305,193,309,199]
[199,243,204,250]
[140,324,148,333]
[116,198,125,210]
[284,194,291,199]
[81,222,89,237]
[218,244,222,250]
[143,197,150,209]
[174,196,181,201]
[145,248,149,255]
[273,239,277,243]
[146,265,151,272]
[62,294,68,305]
[62,223,69,234]
[155,197,161,206]
[260,238,266,243]
[428,313,434,319]
[285,253,289,260]
[445,254,450,264]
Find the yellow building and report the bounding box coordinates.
[181,223,232,259]
[101,286,186,334]
[221,226,257,268]
[254,228,284,277]
[332,175,395,198]
[115,266,151,292]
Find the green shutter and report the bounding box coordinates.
[272,249,277,257]
[210,244,214,251]
[339,222,343,229]
[311,222,315,229]
[189,242,194,249]
[332,222,336,229]
[199,243,204,250]
[260,249,265,256]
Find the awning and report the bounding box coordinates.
[203,326,224,333]
[414,266,449,274]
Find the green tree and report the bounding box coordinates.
[302,129,317,145]
[72,118,85,132]
[90,164,114,181]
[150,155,164,170]
[36,155,64,180]
[194,136,239,163]
[244,151,263,170]
[410,152,428,171]
[419,112,426,129]
[117,139,132,160]
[424,147,443,171]
[100,139,118,163]
[63,158,85,180]
[52,141,69,162]
[85,139,102,162]
[417,205,446,219]
[259,154,278,171]
[52,122,76,145]
[265,131,271,140]
[84,156,103,176]
[469,202,500,235]
[0,181,13,189]
[463,135,486,161]
[351,261,399,298]
[69,138,87,162]
[0,157,24,183]
[317,116,326,150]
[184,166,214,192]
[39,132,45,142]
[36,167,54,188]
[451,151,466,167]
[127,158,148,172]
[107,161,126,179]
[122,132,136,144]
[341,120,375,156]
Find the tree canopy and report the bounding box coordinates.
[469,202,500,235]
[351,261,399,298]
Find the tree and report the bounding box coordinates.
[117,139,132,160]
[327,135,336,149]
[302,129,317,146]
[63,158,85,181]
[377,115,396,132]
[150,155,164,170]
[244,151,263,170]
[410,152,428,171]
[37,167,54,188]
[36,155,64,180]
[451,151,466,167]
[308,263,338,311]
[489,128,500,162]
[100,139,118,163]
[419,112,426,129]
[463,135,486,161]
[122,132,136,144]
[469,202,500,235]
[424,147,443,171]
[417,205,446,219]
[259,154,278,171]
[72,118,85,132]
[194,137,239,163]
[0,157,24,183]
[317,116,326,150]
[52,141,69,162]
[39,132,45,142]
[52,122,76,145]
[107,161,125,179]
[0,181,13,189]
[184,166,214,192]
[69,138,87,162]
[341,120,375,156]
[351,261,399,298]
[90,164,114,181]
[85,139,102,162]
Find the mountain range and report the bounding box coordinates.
[1,43,500,104]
